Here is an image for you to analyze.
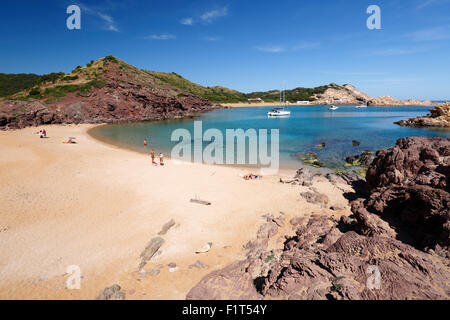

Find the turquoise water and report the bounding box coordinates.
[89,105,450,169]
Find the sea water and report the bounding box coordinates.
[89,105,450,169]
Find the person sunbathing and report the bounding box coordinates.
[63,139,77,144]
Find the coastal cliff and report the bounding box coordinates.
[395,102,450,128]
[368,96,433,107]
[310,83,435,106]
[0,56,219,130]
[310,84,371,105]
[186,137,450,300]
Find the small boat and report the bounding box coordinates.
[329,105,339,110]
[268,107,291,117]
[268,82,291,117]
[356,104,367,108]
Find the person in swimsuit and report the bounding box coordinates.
[150,149,155,164]
[159,153,164,166]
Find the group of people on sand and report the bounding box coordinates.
[34,129,47,139]
[144,139,164,166]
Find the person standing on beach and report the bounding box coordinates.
[144,139,147,147]
[151,149,155,164]
[159,153,164,166]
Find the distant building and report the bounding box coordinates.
[248,98,263,102]
[296,101,310,105]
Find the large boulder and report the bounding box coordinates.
[362,137,450,254]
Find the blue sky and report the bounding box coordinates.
[0,0,449,99]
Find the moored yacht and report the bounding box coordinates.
[268,82,291,117]
[267,107,291,117]
[329,105,339,110]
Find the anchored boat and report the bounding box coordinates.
[268,82,291,117]
[267,107,291,117]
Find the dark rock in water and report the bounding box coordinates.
[306,152,318,160]
[139,237,164,269]
[395,103,450,128]
[352,140,361,146]
[96,284,126,300]
[315,142,326,150]
[345,151,375,167]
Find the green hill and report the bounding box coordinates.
[0,72,64,97]
[245,85,332,103]
[1,56,333,104]
[145,71,246,103]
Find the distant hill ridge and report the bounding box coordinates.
[0,59,335,103]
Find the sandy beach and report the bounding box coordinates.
[0,124,353,300]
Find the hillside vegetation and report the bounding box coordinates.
[145,71,246,103]
[0,72,64,97]
[1,56,334,104]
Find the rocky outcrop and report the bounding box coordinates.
[187,137,450,300]
[360,137,450,256]
[0,100,57,129]
[395,102,450,128]
[310,84,436,107]
[0,58,220,130]
[345,150,375,167]
[187,214,450,300]
[368,96,433,107]
[311,84,371,105]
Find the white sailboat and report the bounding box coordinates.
[356,102,368,108]
[268,83,291,117]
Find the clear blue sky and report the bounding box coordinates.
[0,0,449,99]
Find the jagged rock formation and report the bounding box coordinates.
[310,84,435,107]
[187,137,450,300]
[187,214,450,300]
[311,84,371,105]
[0,57,219,130]
[395,102,450,128]
[362,137,450,256]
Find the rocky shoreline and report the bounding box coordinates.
[310,83,439,107]
[395,102,450,128]
[186,137,450,300]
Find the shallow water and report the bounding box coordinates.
[89,105,450,169]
